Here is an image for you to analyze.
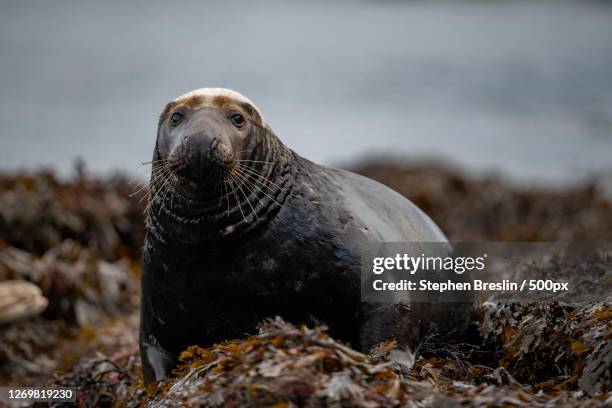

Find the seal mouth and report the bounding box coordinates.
[166,137,236,192]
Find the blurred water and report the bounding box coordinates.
[0,0,611,185]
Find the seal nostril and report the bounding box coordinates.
[209,138,219,153]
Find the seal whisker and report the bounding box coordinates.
[235,159,274,165]
[158,173,176,215]
[131,160,168,179]
[145,166,174,209]
[158,167,175,194]
[227,175,247,223]
[129,174,152,187]
[229,172,252,219]
[140,159,169,166]
[226,171,244,194]
[236,170,282,207]
[133,159,168,177]
[213,166,224,193]
[234,164,286,193]
[128,172,151,186]
[151,163,173,182]
[222,173,231,218]
[233,162,273,177]
[236,169,283,194]
[156,182,169,215]
[132,167,169,197]
[128,162,168,186]
[148,163,172,182]
[131,167,166,198]
[130,182,150,197]
[170,177,177,211]
[233,172,259,221]
[138,165,173,202]
[158,175,174,213]
[234,165,281,201]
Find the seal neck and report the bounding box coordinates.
[146,129,295,247]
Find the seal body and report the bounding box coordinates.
[140,88,470,383]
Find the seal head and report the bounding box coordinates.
[147,88,292,245]
[156,88,266,193]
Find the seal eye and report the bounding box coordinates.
[170,111,184,127]
[230,113,245,128]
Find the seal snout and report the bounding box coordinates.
[176,132,234,182]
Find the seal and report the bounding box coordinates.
[140,88,472,383]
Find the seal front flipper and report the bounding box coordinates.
[140,334,177,383]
